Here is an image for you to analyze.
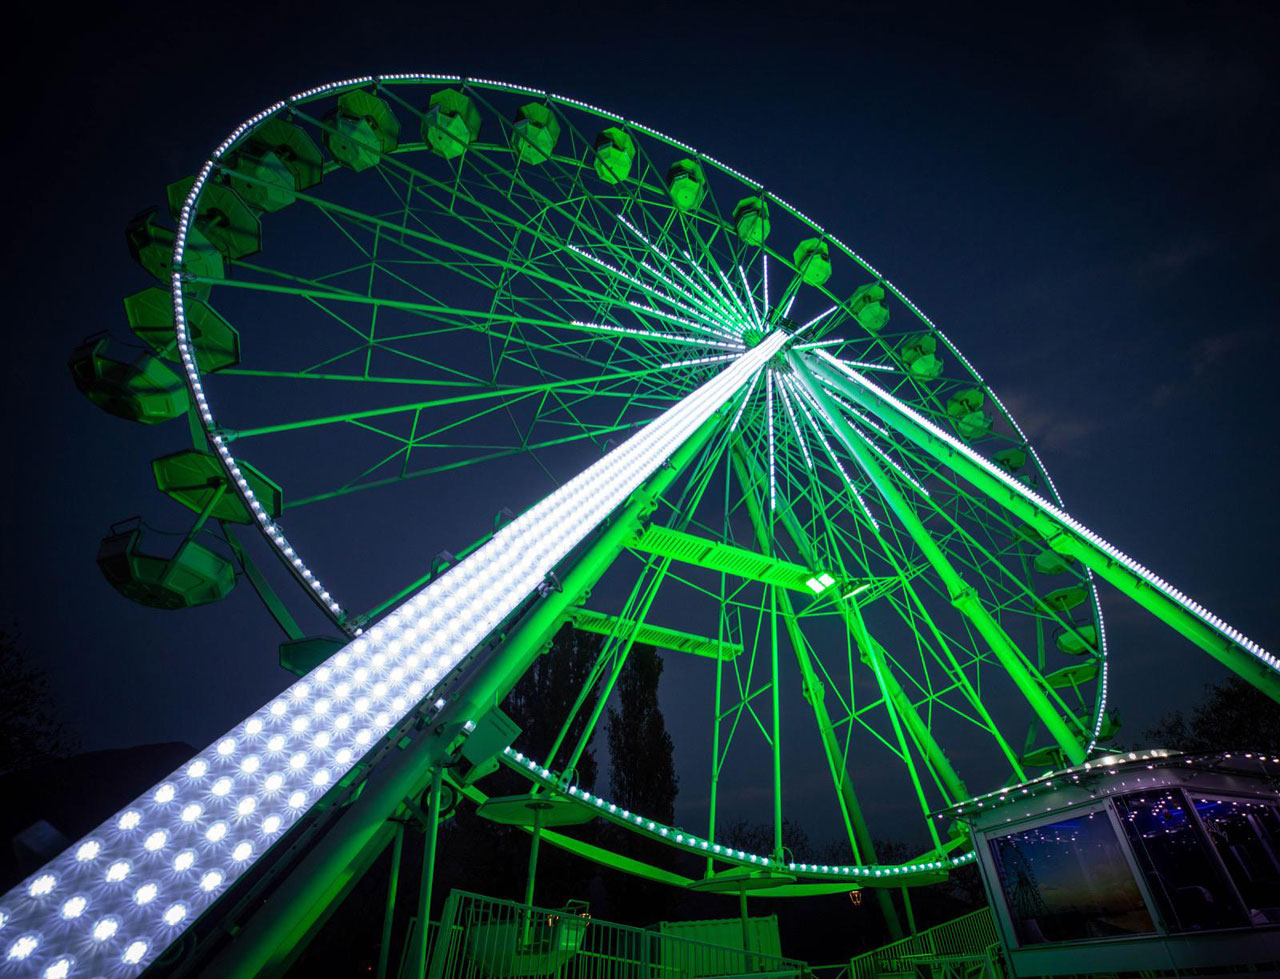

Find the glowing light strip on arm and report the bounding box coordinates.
[0,332,785,978]
[812,349,1278,671]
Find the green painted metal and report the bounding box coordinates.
[198,411,729,976]
[733,196,770,244]
[243,116,324,189]
[568,607,742,660]
[222,523,305,640]
[628,524,832,592]
[166,176,261,260]
[898,333,943,381]
[279,636,346,677]
[666,158,708,211]
[792,351,1089,766]
[124,287,240,372]
[804,350,1280,702]
[731,444,902,937]
[326,89,401,171]
[84,80,1205,969]
[69,335,189,424]
[96,526,236,609]
[152,449,281,523]
[592,126,635,183]
[227,149,298,212]
[511,102,560,164]
[375,821,404,979]
[423,88,481,159]
[848,281,890,332]
[407,769,444,979]
[793,238,832,287]
[125,207,223,286]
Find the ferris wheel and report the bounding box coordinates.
[4,75,1276,979]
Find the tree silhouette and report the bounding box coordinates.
[505,624,605,789]
[607,643,677,823]
[0,626,78,775]
[1146,675,1280,754]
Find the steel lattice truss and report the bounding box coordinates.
[7,76,1276,979]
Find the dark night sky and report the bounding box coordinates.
[1,1,1277,852]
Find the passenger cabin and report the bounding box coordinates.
[944,750,1280,977]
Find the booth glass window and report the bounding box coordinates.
[1191,795,1280,924]
[1114,790,1248,932]
[989,809,1155,946]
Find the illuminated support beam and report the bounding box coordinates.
[789,352,1089,766]
[0,334,787,979]
[568,608,743,660]
[629,524,834,593]
[805,349,1280,702]
[730,446,905,939]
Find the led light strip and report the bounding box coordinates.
[776,380,814,471]
[813,349,1278,671]
[502,747,974,880]
[563,244,740,342]
[615,215,740,328]
[766,370,777,510]
[567,320,743,352]
[0,325,783,978]
[787,375,880,531]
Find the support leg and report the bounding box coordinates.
[408,769,443,979]
[376,821,404,979]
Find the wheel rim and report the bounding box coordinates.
[172,76,1108,877]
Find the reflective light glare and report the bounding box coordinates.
[0,303,784,977]
[75,841,100,862]
[60,896,86,919]
[92,917,119,941]
[8,935,37,960]
[28,874,55,897]
[43,957,72,979]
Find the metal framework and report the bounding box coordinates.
[9,75,1277,979]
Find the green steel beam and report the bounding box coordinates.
[568,607,743,660]
[791,352,1089,765]
[805,349,1280,704]
[628,523,833,593]
[730,445,905,939]
[199,410,731,977]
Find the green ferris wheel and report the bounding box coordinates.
[6,75,1275,979]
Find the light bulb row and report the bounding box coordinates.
[814,349,1277,672]
[503,747,975,880]
[0,325,783,978]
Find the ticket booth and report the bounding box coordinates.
[945,750,1280,977]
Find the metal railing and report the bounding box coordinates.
[847,908,1001,979]
[427,890,810,979]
